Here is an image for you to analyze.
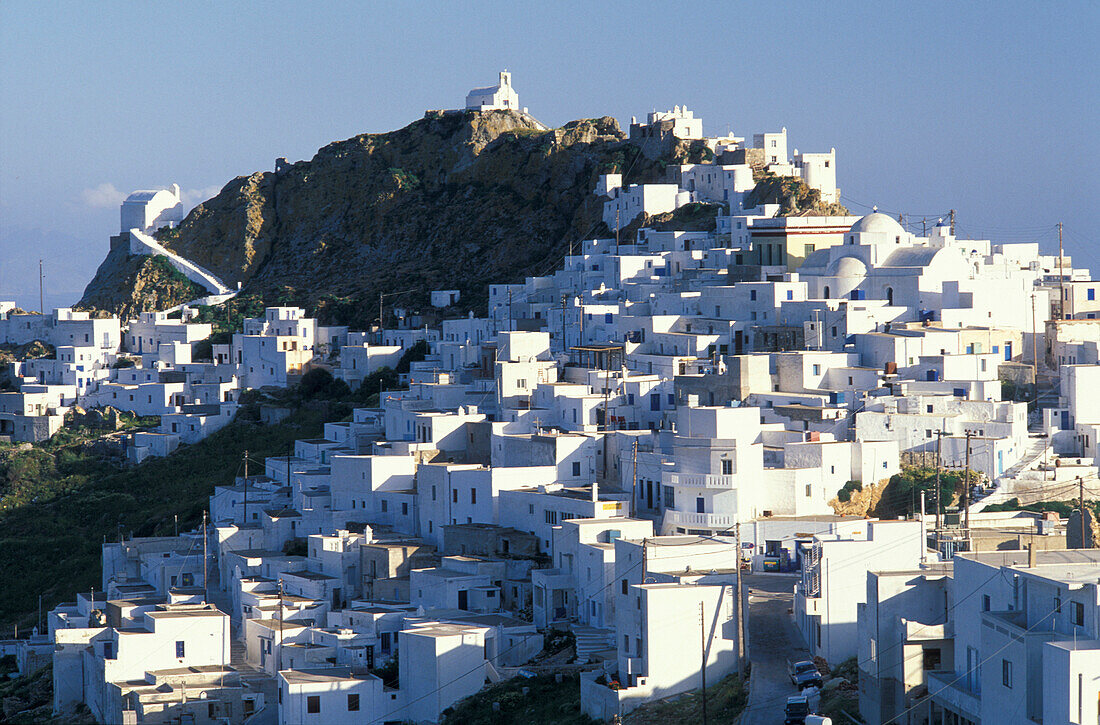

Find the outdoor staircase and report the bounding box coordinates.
[1002,435,1050,480]
[571,624,615,663]
[971,434,1051,513]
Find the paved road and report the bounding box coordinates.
[738,573,811,725]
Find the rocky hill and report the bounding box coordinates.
[80,110,707,326]
[79,110,845,325]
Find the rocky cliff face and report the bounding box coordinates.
[81,110,701,324]
[78,248,204,320]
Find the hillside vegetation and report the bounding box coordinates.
[0,398,333,629]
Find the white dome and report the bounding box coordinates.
[849,212,904,236]
[827,256,868,278]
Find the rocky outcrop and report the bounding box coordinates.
[78,111,705,325]
[828,479,887,517]
[741,173,849,217]
[78,246,204,319]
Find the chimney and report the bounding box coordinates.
[1027,542,1037,568]
[591,479,599,503]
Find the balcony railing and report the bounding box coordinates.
[663,472,736,489]
[663,510,735,530]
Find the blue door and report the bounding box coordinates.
[997,450,1004,475]
[1004,342,1012,361]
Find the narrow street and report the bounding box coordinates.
[738,573,811,725]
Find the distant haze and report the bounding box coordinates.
[2,1,1097,306]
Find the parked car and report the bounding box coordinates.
[784,694,811,724]
[787,658,823,690]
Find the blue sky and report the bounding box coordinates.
[1,1,1097,309]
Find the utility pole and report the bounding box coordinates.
[1031,294,1039,391]
[378,292,384,344]
[508,289,513,333]
[949,209,956,236]
[921,218,927,236]
[38,259,44,314]
[561,294,567,353]
[734,522,745,672]
[1058,222,1065,320]
[600,348,613,479]
[631,438,638,519]
[963,430,973,537]
[276,578,284,672]
[243,450,249,525]
[202,510,209,603]
[700,601,709,725]
[935,430,943,535]
[1079,475,1087,549]
[920,489,928,563]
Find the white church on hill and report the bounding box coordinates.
[466,70,520,111]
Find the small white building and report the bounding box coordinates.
[795,520,927,664]
[465,71,519,112]
[120,185,184,234]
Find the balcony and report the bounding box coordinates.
[663,472,735,489]
[663,510,735,531]
[904,619,953,641]
[926,670,980,722]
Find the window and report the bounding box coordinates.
[982,594,991,612]
[1073,601,1085,626]
[1001,659,1013,688]
[750,290,757,301]
[1090,288,1096,301]
[470,489,477,504]
[721,459,733,475]
[307,695,321,714]
[622,579,629,595]
[812,364,821,375]
[432,485,437,501]
[452,489,458,503]
[667,393,674,405]
[572,461,581,476]
[516,378,527,389]
[175,641,185,658]
[381,500,388,513]
[347,694,360,711]
[401,502,408,515]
